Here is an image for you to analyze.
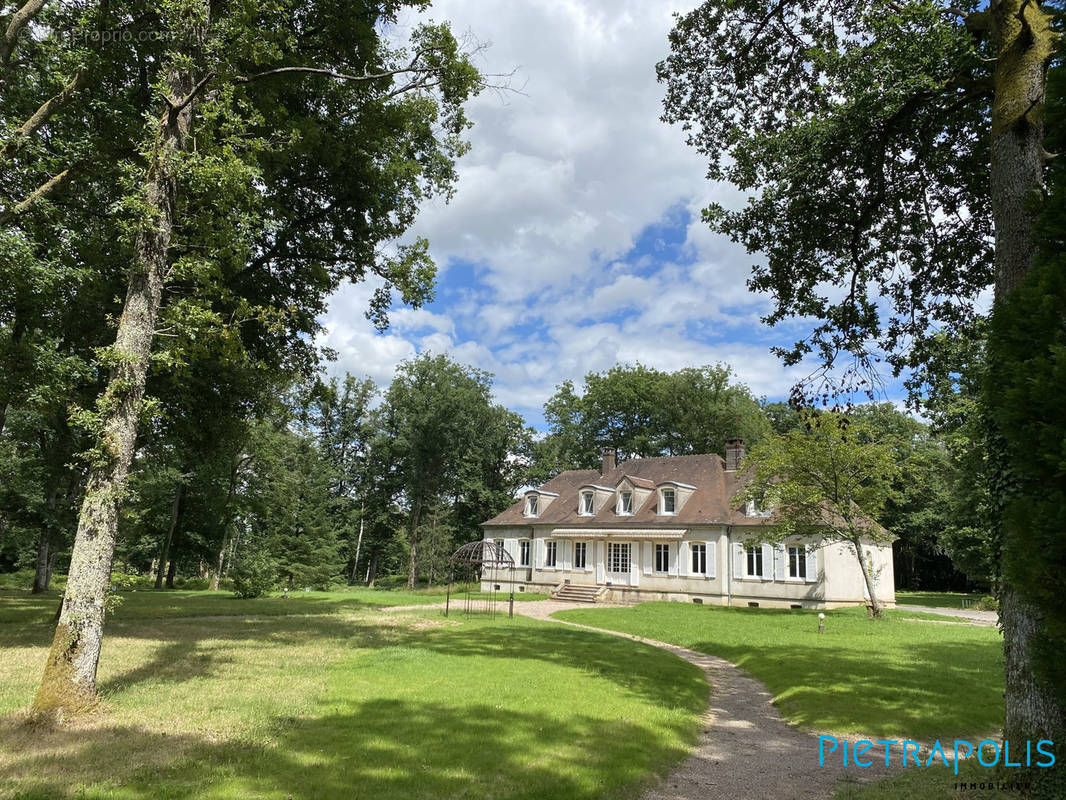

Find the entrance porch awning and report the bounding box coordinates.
[550,528,685,540]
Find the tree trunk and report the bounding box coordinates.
[988,1,1065,767]
[406,497,423,590]
[155,481,186,590]
[851,537,882,618]
[211,529,228,591]
[367,551,378,587]
[31,28,202,715]
[165,540,179,589]
[32,531,51,594]
[349,506,364,584]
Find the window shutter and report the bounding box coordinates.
[678,541,688,577]
[707,541,717,579]
[761,544,774,580]
[805,545,818,583]
[642,541,652,575]
[535,538,544,569]
[733,542,745,579]
[560,539,570,570]
[774,544,787,581]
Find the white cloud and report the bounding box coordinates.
[316,0,835,426]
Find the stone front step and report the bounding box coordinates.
[552,584,604,603]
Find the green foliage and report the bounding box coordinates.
[659,1,994,394]
[536,363,770,476]
[741,412,899,545]
[230,550,279,599]
[379,353,534,584]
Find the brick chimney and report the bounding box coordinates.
[725,439,746,471]
[601,447,616,475]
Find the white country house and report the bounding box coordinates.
[481,442,895,607]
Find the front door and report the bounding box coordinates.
[606,541,632,586]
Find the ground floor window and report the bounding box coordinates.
[519,539,531,567]
[607,542,630,574]
[574,541,587,569]
[691,543,707,574]
[654,543,670,572]
[788,545,806,579]
[545,540,557,567]
[746,545,764,578]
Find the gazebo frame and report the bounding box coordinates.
[444,540,516,619]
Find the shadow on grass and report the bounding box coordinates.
[684,637,1001,737]
[0,696,689,800]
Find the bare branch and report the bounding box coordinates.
[234,63,437,85]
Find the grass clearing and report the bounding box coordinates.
[895,591,991,610]
[0,590,702,800]
[556,603,1003,739]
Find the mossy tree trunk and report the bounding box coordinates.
[987,0,1066,761]
[31,39,202,715]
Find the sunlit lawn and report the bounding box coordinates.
[556,603,1003,740]
[0,589,702,800]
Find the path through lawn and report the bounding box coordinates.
[555,603,1004,739]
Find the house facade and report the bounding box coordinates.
[481,443,895,608]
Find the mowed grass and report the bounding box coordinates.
[556,603,1003,739]
[895,591,990,609]
[0,585,548,627]
[0,590,704,800]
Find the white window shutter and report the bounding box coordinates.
[733,542,745,579]
[535,538,544,569]
[708,541,717,579]
[774,544,787,581]
[678,541,689,577]
[642,541,652,575]
[561,539,570,570]
[805,545,818,583]
[761,544,774,580]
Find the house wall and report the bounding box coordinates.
[480,526,895,608]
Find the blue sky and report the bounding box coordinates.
[318,0,903,429]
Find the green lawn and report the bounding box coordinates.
[0,590,702,800]
[894,591,991,610]
[555,603,1003,739]
[0,586,548,627]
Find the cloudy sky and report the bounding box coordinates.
[319,0,831,428]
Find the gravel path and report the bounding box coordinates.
[895,604,998,626]
[386,599,912,799]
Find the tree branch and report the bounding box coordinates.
[0,165,74,225]
[1,69,88,162]
[0,0,46,70]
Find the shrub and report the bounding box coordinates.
[231,552,278,599]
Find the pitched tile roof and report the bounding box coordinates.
[483,453,775,528]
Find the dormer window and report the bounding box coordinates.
[745,498,771,518]
[618,491,633,515]
[580,491,594,515]
[526,496,539,517]
[661,488,676,515]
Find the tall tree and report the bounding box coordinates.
[380,353,529,589]
[740,413,900,617]
[25,1,487,715]
[659,0,1063,782]
[536,363,769,476]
